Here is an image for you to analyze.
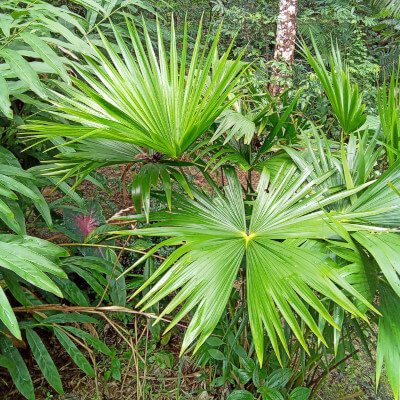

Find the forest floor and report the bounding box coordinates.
[1,165,394,400]
[2,324,394,400]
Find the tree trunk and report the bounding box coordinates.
[269,0,299,96]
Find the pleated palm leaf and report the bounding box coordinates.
[372,0,400,15]
[22,16,246,159]
[112,163,400,364]
[285,129,400,398]
[285,128,400,291]
[301,40,366,135]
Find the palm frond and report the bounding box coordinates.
[112,165,393,364]
[372,0,400,16]
[301,40,366,134]
[22,16,246,159]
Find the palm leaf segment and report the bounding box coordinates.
[116,165,395,364]
[301,40,366,134]
[23,16,246,159]
[285,129,400,398]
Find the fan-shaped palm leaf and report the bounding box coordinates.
[22,16,246,158]
[372,0,400,16]
[112,165,394,364]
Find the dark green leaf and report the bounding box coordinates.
[26,329,63,395]
[0,336,34,400]
[267,368,292,389]
[289,387,311,400]
[55,329,95,377]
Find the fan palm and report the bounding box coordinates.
[113,153,400,364]
[301,40,367,135]
[372,0,400,15]
[21,16,246,220]
[378,66,400,165]
[285,128,400,398]
[22,16,246,158]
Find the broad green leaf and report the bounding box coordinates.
[111,357,121,381]
[258,388,285,400]
[206,337,225,347]
[0,48,47,98]
[267,368,292,389]
[19,33,71,83]
[63,326,112,356]
[377,283,400,400]
[208,348,225,361]
[0,74,12,118]
[52,276,89,306]
[0,354,15,369]
[0,336,34,400]
[352,231,400,296]
[44,313,98,325]
[54,328,95,377]
[0,285,20,339]
[227,390,255,400]
[0,235,66,296]
[289,387,311,400]
[26,329,64,395]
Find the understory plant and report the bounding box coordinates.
[2,5,400,400]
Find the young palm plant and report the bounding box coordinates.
[286,128,400,398]
[112,145,400,367]
[22,16,246,219]
[301,40,367,135]
[378,66,400,165]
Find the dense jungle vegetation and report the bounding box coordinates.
[2,0,400,399]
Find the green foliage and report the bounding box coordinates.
[378,66,400,165]
[373,0,400,16]
[377,282,400,400]
[0,0,86,117]
[301,40,367,134]
[2,1,400,399]
[22,16,246,158]
[114,155,400,365]
[0,146,51,234]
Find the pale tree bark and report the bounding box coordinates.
[269,0,299,96]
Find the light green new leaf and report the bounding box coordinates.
[115,167,380,364]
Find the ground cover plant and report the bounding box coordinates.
[2,1,400,399]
